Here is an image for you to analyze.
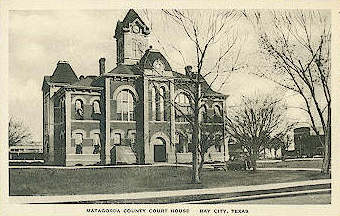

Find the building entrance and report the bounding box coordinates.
[154,138,166,162]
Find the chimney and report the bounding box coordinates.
[99,58,106,75]
[185,65,193,76]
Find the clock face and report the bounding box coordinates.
[132,25,140,33]
[153,59,165,74]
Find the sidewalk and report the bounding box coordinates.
[257,167,321,171]
[9,179,330,204]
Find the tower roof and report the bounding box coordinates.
[114,9,150,38]
[50,61,79,84]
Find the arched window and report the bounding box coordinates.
[116,89,135,121]
[75,99,84,119]
[93,100,101,114]
[175,93,192,122]
[201,104,208,123]
[113,133,122,145]
[213,104,223,122]
[151,86,156,121]
[110,129,125,146]
[175,131,191,153]
[93,133,100,154]
[75,133,83,154]
[214,105,222,117]
[159,87,165,121]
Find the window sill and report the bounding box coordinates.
[71,119,100,122]
[110,120,136,123]
[149,120,168,123]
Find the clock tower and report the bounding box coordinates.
[114,9,150,65]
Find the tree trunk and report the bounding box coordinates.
[198,153,205,175]
[192,79,201,184]
[192,146,200,183]
[250,153,257,172]
[321,106,331,174]
[192,124,201,184]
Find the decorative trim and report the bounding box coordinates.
[89,129,100,138]
[71,95,87,105]
[158,83,169,92]
[174,89,194,102]
[150,132,170,146]
[69,91,101,96]
[89,96,101,105]
[71,129,87,138]
[110,129,125,138]
[112,84,139,101]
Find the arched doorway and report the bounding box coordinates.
[154,137,166,162]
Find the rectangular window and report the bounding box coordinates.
[113,133,121,145]
[75,100,84,118]
[75,133,83,154]
[93,133,100,146]
[130,132,136,144]
[93,101,101,114]
[93,133,100,154]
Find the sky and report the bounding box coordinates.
[9,9,312,142]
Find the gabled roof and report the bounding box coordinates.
[114,9,150,38]
[122,9,147,28]
[139,49,172,71]
[50,61,79,84]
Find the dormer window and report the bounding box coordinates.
[153,59,165,75]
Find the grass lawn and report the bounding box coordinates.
[9,166,330,196]
[257,160,323,169]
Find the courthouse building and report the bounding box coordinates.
[42,9,228,166]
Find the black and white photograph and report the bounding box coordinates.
[1,1,340,216]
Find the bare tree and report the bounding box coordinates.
[244,10,331,174]
[8,117,32,147]
[225,95,294,171]
[198,125,224,173]
[142,9,245,183]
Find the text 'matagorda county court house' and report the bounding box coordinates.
[42,9,229,166]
